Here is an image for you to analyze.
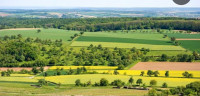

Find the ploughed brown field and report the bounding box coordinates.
[131,62,200,71]
[0,66,49,71]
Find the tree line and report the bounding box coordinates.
[0,17,200,32]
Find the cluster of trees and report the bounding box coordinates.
[70,32,84,41]
[151,53,197,62]
[141,70,193,78]
[149,81,200,96]
[182,71,193,78]
[0,35,148,67]
[75,78,110,87]
[31,67,44,75]
[71,45,147,67]
[0,35,65,67]
[146,70,160,77]
[140,70,167,77]
[75,77,161,88]
[0,17,200,32]
[170,37,180,46]
[1,69,13,76]
[0,69,32,76]
[43,67,89,76]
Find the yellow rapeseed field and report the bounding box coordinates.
[89,70,200,78]
[0,74,37,83]
[44,74,200,87]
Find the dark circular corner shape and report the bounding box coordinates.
[173,0,190,5]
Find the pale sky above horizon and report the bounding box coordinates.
[0,0,200,9]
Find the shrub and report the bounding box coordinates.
[165,71,169,77]
[147,70,154,77]
[38,79,48,86]
[140,71,145,76]
[100,78,109,86]
[136,79,143,86]
[154,71,159,77]
[150,80,157,86]
[128,77,134,85]
[113,70,119,75]
[182,71,193,78]
[162,82,168,88]
[75,79,81,86]
[148,88,157,96]
[111,79,125,88]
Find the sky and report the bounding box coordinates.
[0,0,200,9]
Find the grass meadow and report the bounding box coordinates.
[76,36,172,45]
[0,28,80,44]
[179,40,200,53]
[83,31,169,41]
[72,31,187,50]
[71,41,186,50]
[167,33,200,39]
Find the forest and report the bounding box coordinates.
[0,17,200,32]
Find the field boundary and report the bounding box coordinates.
[177,39,200,40]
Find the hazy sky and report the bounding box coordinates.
[0,0,200,9]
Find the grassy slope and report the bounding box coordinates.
[0,28,80,44]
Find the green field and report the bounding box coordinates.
[0,28,80,44]
[77,36,172,45]
[0,74,148,96]
[179,40,200,53]
[71,41,186,50]
[72,31,187,50]
[167,33,200,39]
[84,31,169,41]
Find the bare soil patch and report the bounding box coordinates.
[49,12,63,18]
[131,62,200,71]
[0,66,49,71]
[0,12,12,17]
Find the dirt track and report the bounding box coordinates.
[0,66,49,71]
[131,62,200,71]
